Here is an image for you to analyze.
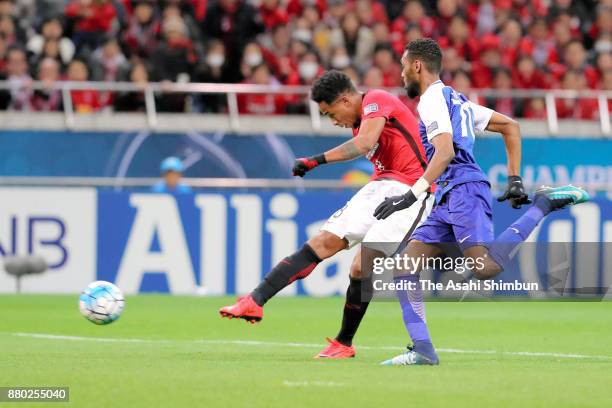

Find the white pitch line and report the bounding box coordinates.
[282,380,345,387]
[10,332,612,361]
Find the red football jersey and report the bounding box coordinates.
[352,89,429,186]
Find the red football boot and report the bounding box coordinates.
[219,294,263,323]
[314,337,356,359]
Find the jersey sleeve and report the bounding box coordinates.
[417,88,453,141]
[361,91,396,121]
[469,102,494,132]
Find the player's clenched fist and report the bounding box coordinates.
[497,175,532,209]
[373,190,417,220]
[292,154,326,177]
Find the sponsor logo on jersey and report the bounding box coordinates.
[364,103,379,115]
[427,121,438,134]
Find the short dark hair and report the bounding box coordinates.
[405,38,443,73]
[311,70,356,104]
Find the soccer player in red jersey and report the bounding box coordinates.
[220,70,434,359]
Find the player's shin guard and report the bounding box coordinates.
[251,244,322,306]
[488,205,545,270]
[395,274,438,362]
[336,277,372,346]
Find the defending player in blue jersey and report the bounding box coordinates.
[373,38,590,366]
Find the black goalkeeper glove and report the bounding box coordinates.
[373,190,417,220]
[497,175,532,209]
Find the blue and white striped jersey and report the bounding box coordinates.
[417,80,494,202]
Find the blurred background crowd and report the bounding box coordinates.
[0,0,609,119]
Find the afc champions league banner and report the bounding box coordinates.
[0,187,611,296]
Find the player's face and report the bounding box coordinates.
[401,51,421,99]
[319,95,357,128]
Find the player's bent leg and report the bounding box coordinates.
[477,185,590,280]
[306,230,350,260]
[219,231,347,323]
[463,245,502,280]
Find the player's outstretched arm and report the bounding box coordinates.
[292,117,386,177]
[485,111,531,208]
[323,117,386,163]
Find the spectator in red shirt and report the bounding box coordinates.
[259,0,288,30]
[434,0,461,38]
[562,39,599,88]
[371,44,401,87]
[66,59,101,113]
[122,0,160,58]
[65,0,117,52]
[602,71,612,114]
[261,24,291,81]
[470,34,502,88]
[487,67,517,117]
[440,45,467,84]
[439,15,479,62]
[556,70,599,120]
[391,1,434,40]
[519,17,558,69]
[238,63,285,115]
[513,55,549,89]
[523,98,547,119]
[595,52,611,86]
[392,23,423,57]
[499,18,523,67]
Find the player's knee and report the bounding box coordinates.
[307,231,347,259]
[471,258,501,280]
[349,256,362,279]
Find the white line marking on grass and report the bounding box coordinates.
[10,332,612,361]
[12,332,171,344]
[282,380,345,387]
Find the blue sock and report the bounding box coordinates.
[489,205,545,269]
[395,274,437,360]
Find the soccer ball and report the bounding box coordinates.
[79,281,125,325]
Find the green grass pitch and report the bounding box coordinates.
[1,295,611,407]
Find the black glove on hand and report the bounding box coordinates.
[292,154,326,177]
[373,190,417,220]
[497,175,532,209]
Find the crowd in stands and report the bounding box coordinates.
[0,0,609,119]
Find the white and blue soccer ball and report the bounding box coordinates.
[79,281,125,325]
